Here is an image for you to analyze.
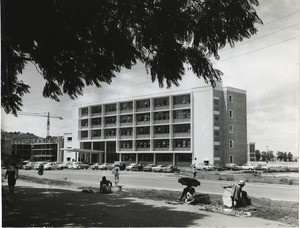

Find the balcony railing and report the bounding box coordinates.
[153,133,169,138]
[136,121,150,126]
[120,135,132,139]
[120,109,132,114]
[136,107,150,112]
[173,118,190,123]
[136,147,150,151]
[154,105,169,110]
[105,110,116,115]
[173,133,190,137]
[105,135,116,139]
[120,122,133,126]
[173,147,191,151]
[136,134,150,139]
[105,123,116,127]
[173,103,190,109]
[153,147,169,151]
[91,124,101,128]
[119,148,133,151]
[154,119,169,124]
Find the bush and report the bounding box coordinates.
[279,178,293,185]
[226,176,235,181]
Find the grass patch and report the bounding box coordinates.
[117,188,298,226]
[18,174,73,186]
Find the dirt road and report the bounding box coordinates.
[2,180,289,227]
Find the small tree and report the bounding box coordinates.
[276,151,284,161]
[287,152,293,162]
[261,151,267,161]
[255,150,261,161]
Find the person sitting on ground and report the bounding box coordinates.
[99,176,112,193]
[223,180,247,207]
[179,184,195,201]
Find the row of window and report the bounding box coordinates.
[118,139,191,150]
[80,95,191,116]
[80,124,190,138]
[80,110,191,128]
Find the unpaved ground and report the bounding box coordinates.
[2,180,291,227]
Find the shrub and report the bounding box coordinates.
[226,176,235,181]
[279,178,294,185]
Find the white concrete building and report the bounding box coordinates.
[63,83,247,166]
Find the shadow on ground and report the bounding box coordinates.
[2,186,209,227]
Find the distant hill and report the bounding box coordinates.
[1,131,40,141]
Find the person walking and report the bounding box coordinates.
[192,166,197,179]
[112,166,120,185]
[5,161,18,194]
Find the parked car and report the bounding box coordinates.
[68,162,88,170]
[131,164,144,171]
[213,164,223,171]
[143,164,156,172]
[224,163,240,170]
[125,163,137,171]
[57,162,68,170]
[113,161,126,170]
[255,163,271,171]
[98,163,114,170]
[193,163,213,171]
[241,163,255,170]
[162,165,180,173]
[152,165,166,172]
[44,162,59,170]
[91,163,101,170]
[34,162,46,170]
[24,162,35,170]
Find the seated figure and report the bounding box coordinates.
[100,176,112,193]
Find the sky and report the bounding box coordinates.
[1,0,299,155]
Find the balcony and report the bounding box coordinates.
[173,147,191,151]
[153,147,169,151]
[173,132,190,137]
[119,148,133,151]
[120,135,132,139]
[173,103,190,109]
[153,119,169,124]
[173,118,190,123]
[153,133,169,138]
[136,134,150,139]
[136,120,150,126]
[136,147,150,151]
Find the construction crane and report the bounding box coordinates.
[17,112,63,137]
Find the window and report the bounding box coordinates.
[67,157,71,161]
[229,110,233,118]
[229,95,233,103]
[229,155,234,163]
[229,125,233,133]
[229,140,233,148]
[67,137,72,141]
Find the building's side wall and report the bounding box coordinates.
[192,87,214,165]
[222,88,247,165]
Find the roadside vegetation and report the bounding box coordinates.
[16,174,298,226]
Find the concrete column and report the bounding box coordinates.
[136,153,138,163]
[104,142,107,163]
[173,153,175,165]
[153,153,156,164]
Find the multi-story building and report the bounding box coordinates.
[68,84,247,166]
[12,137,64,162]
[248,142,256,162]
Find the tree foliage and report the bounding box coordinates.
[255,149,261,161]
[2,0,262,115]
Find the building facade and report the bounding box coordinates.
[11,137,64,162]
[69,85,247,166]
